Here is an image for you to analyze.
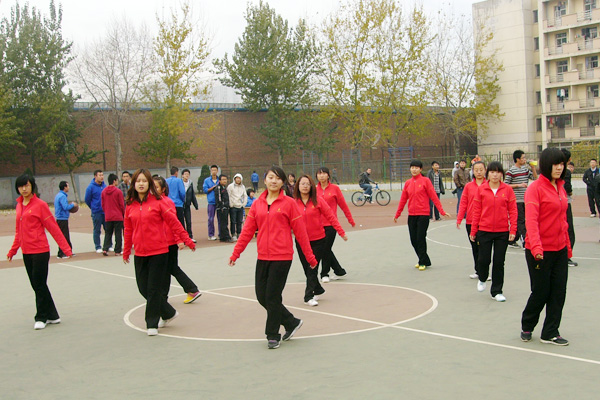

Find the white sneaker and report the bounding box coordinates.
[147,328,158,336]
[469,273,478,279]
[108,247,114,252]
[158,311,179,328]
[95,249,103,254]
[321,276,330,283]
[304,298,318,306]
[330,274,340,281]
[493,294,506,302]
[591,214,597,218]
[34,321,46,330]
[191,238,197,243]
[208,236,217,241]
[313,292,325,301]
[47,319,61,325]
[487,276,492,281]
[477,281,486,292]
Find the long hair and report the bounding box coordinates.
[266,165,289,194]
[152,175,169,196]
[293,175,318,206]
[126,169,162,205]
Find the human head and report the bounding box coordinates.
[410,160,423,176]
[264,165,287,194]
[126,169,161,205]
[459,160,467,168]
[15,174,36,197]
[288,173,296,184]
[293,174,318,206]
[560,148,571,163]
[540,148,566,181]
[234,173,242,184]
[366,168,372,174]
[59,181,69,191]
[210,165,219,177]
[567,161,575,172]
[121,171,131,184]
[108,173,118,186]
[590,159,598,169]
[181,169,190,182]
[219,174,228,186]
[170,166,179,177]
[453,161,459,168]
[513,150,526,165]
[247,188,255,198]
[485,161,505,180]
[153,175,168,196]
[94,169,104,184]
[431,161,440,171]
[472,161,486,180]
[316,166,331,184]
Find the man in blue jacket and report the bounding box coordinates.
[54,181,75,259]
[251,170,259,192]
[85,170,108,253]
[166,166,186,227]
[203,165,219,240]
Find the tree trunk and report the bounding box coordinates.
[69,170,81,203]
[114,116,122,177]
[166,152,171,177]
[277,150,283,167]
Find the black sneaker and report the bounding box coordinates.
[282,319,303,341]
[520,331,532,342]
[567,259,578,267]
[267,339,280,349]
[540,336,569,346]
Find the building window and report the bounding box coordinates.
[589,113,599,126]
[533,10,538,23]
[587,55,599,69]
[557,60,569,74]
[582,27,598,39]
[535,64,541,77]
[556,32,568,47]
[534,37,539,50]
[554,2,567,17]
[536,118,542,131]
[585,0,597,13]
[536,91,542,104]
[588,85,599,97]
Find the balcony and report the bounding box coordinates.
[548,126,599,140]
[580,126,599,136]
[545,38,600,59]
[545,68,600,87]
[545,42,578,57]
[544,8,600,31]
[546,98,600,113]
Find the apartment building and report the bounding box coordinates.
[474,0,600,154]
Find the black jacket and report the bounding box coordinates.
[215,184,229,211]
[184,183,199,210]
[563,169,573,196]
[427,169,445,195]
[583,168,599,188]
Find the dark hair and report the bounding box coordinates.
[182,168,190,175]
[560,148,571,161]
[513,150,525,163]
[266,165,288,194]
[15,174,37,194]
[459,159,467,164]
[316,166,331,181]
[293,175,318,206]
[153,175,169,196]
[568,161,575,166]
[59,181,68,191]
[210,165,218,170]
[591,158,598,162]
[472,161,486,170]
[246,188,255,196]
[253,170,256,173]
[410,159,423,169]
[288,173,296,179]
[126,169,162,205]
[219,174,229,181]
[485,161,505,179]
[539,148,566,181]
[107,173,118,185]
[94,169,103,177]
[122,170,130,177]
[170,166,179,175]
[431,161,439,166]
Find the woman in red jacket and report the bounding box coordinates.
[153,176,201,306]
[123,169,195,336]
[469,161,517,302]
[316,167,355,282]
[229,166,317,350]
[294,175,347,306]
[394,160,450,270]
[7,174,73,330]
[520,148,571,346]
[456,161,488,280]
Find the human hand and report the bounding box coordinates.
[535,254,543,260]
[393,218,398,223]
[443,213,452,219]
[469,235,476,242]
[228,259,235,267]
[508,234,516,242]
[456,223,461,229]
[7,255,12,262]
[124,258,130,264]
[177,242,185,250]
[342,235,348,241]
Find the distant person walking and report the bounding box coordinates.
[453,160,471,213]
[181,169,198,243]
[505,150,538,248]
[166,167,186,227]
[85,169,108,253]
[251,170,259,192]
[7,174,73,330]
[583,158,600,217]
[101,173,125,256]
[118,171,131,201]
[54,181,75,259]
[203,165,219,240]
[331,168,340,184]
[427,161,445,221]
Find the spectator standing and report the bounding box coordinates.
[505,150,538,248]
[181,169,198,243]
[451,161,459,195]
[54,181,75,259]
[215,174,233,242]
[228,173,247,240]
[118,171,131,201]
[453,160,471,213]
[246,189,256,207]
[85,170,108,253]
[427,161,445,221]
[101,174,125,256]
[285,174,296,196]
[331,168,340,184]
[203,165,219,240]
[166,167,186,227]
[583,158,600,217]
[251,170,259,192]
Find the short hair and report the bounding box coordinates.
[15,174,37,194]
[431,161,439,166]
[288,173,296,179]
[170,166,178,175]
[513,150,525,163]
[107,173,118,185]
[182,168,190,175]
[459,159,467,164]
[485,161,505,179]
[246,188,255,196]
[121,170,130,177]
[316,166,331,181]
[210,165,219,170]
[539,148,566,181]
[591,158,598,163]
[568,161,575,166]
[219,174,228,181]
[472,161,486,170]
[59,181,68,191]
[93,169,103,177]
[410,160,423,169]
[153,175,169,196]
[560,148,571,161]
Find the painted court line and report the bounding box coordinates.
[58,261,600,366]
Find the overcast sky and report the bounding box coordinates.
[0,0,481,102]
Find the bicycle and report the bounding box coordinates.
[351,184,391,206]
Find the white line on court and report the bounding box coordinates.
[58,261,600,366]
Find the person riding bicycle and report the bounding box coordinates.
[359,168,377,202]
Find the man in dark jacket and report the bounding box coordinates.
[215,175,232,242]
[427,161,445,221]
[453,160,471,213]
[182,169,199,243]
[583,158,600,217]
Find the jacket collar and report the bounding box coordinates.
[538,174,564,190]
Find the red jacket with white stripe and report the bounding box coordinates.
[161,196,188,246]
[456,180,483,226]
[123,194,195,259]
[316,183,355,227]
[524,175,571,258]
[230,190,316,265]
[469,181,518,236]
[395,174,446,218]
[294,197,345,241]
[8,195,72,258]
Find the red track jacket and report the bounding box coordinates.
[395,174,446,218]
[470,181,518,236]
[294,197,345,241]
[456,180,484,226]
[316,183,355,227]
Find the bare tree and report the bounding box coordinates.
[71,16,153,175]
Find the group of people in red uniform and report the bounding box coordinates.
[7,146,573,348]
